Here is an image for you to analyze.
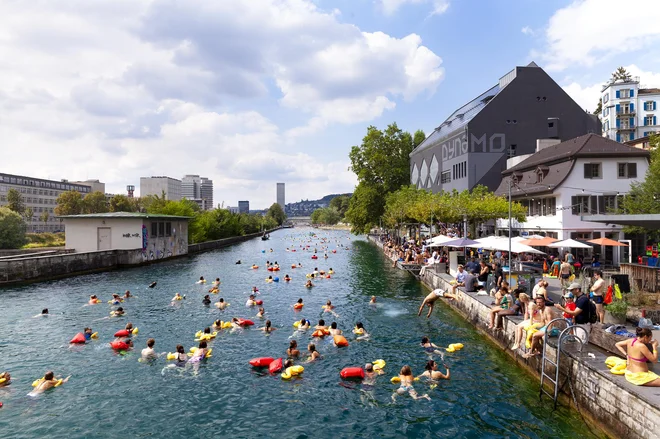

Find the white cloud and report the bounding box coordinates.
[379,0,449,16]
[521,26,534,36]
[562,64,660,112]
[0,0,442,208]
[538,0,660,71]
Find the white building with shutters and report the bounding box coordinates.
[601,77,660,142]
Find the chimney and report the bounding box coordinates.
[536,138,561,153]
[547,117,559,139]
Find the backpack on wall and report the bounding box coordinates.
[588,300,598,324]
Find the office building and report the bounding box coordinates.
[139,176,182,200]
[494,134,649,265]
[277,183,285,209]
[71,179,105,194]
[0,173,94,232]
[601,76,660,142]
[238,201,250,214]
[181,175,214,210]
[409,62,601,193]
[227,206,239,214]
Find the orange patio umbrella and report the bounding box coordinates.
[520,236,558,247]
[587,237,628,247]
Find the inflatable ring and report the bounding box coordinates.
[91,332,98,339]
[373,359,386,370]
[293,321,301,328]
[281,365,304,380]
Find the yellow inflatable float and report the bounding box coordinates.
[524,323,543,349]
[445,343,464,353]
[390,376,420,384]
[281,365,304,380]
[194,331,218,341]
[605,356,627,375]
[32,377,63,387]
[188,347,213,358]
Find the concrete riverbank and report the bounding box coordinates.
[367,235,660,439]
[0,227,284,286]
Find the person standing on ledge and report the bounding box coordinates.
[591,270,606,323]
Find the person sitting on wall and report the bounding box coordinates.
[450,265,467,295]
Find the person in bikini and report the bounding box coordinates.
[615,327,660,387]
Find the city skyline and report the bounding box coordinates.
[1,0,659,209]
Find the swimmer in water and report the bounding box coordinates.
[89,295,101,305]
[110,307,125,317]
[124,290,132,299]
[418,360,450,381]
[110,294,123,305]
[83,327,94,341]
[172,293,184,302]
[213,278,221,286]
[251,286,259,294]
[202,295,211,306]
[353,322,369,340]
[297,318,310,330]
[173,345,188,366]
[305,280,314,288]
[29,371,70,396]
[33,308,49,318]
[298,263,302,268]
[306,343,321,362]
[189,341,209,363]
[293,298,304,309]
[393,365,430,401]
[314,319,327,330]
[148,281,157,288]
[141,338,158,362]
[284,274,291,282]
[215,298,227,310]
[246,294,257,307]
[369,296,377,304]
[328,322,342,336]
[259,320,276,333]
[323,300,335,311]
[0,371,11,387]
[197,276,206,284]
[287,340,300,358]
[257,307,265,318]
[235,260,241,265]
[328,268,334,274]
[267,276,273,283]
[212,320,223,330]
[230,318,242,329]
[421,337,444,356]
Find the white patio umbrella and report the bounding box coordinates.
[465,236,545,254]
[425,235,455,247]
[548,239,593,249]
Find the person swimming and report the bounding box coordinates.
[260,320,276,333]
[141,338,158,362]
[369,296,376,304]
[110,294,122,305]
[202,295,211,306]
[353,322,369,339]
[306,343,321,362]
[215,298,227,310]
[314,319,327,330]
[212,320,223,330]
[297,318,310,330]
[287,340,300,358]
[89,295,101,305]
[323,300,335,311]
[284,274,291,282]
[188,341,208,363]
[421,337,443,355]
[256,307,265,318]
[251,286,259,294]
[110,307,125,317]
[0,371,12,387]
[148,282,157,288]
[173,344,188,366]
[293,298,304,309]
[328,322,342,336]
[83,327,94,341]
[305,280,314,288]
[124,290,132,299]
[213,278,221,285]
[196,276,206,284]
[29,371,70,396]
[172,293,184,302]
[393,365,430,401]
[235,260,241,265]
[418,360,450,381]
[246,295,257,307]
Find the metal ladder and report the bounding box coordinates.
[539,318,589,409]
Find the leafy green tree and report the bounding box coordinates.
[413,129,426,148]
[310,207,341,225]
[109,195,138,212]
[593,99,602,116]
[345,123,424,233]
[83,191,109,214]
[611,66,632,82]
[266,203,286,226]
[0,206,28,248]
[6,188,25,215]
[329,195,350,218]
[24,207,34,223]
[142,191,169,213]
[55,191,84,216]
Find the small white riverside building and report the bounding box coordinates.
[494,134,650,264]
[60,212,190,259]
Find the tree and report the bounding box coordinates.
[413,129,426,148]
[310,207,341,225]
[109,195,137,212]
[83,191,109,214]
[0,207,28,248]
[40,211,49,230]
[266,203,286,226]
[24,207,34,223]
[611,66,632,82]
[593,99,602,116]
[345,123,425,233]
[6,188,25,215]
[55,191,84,216]
[329,195,350,218]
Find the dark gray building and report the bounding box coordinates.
[409,62,601,193]
[238,200,249,214]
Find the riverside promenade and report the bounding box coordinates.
[368,234,660,439]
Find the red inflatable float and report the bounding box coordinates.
[311,256,318,260]
[70,332,86,344]
[249,357,275,367]
[255,300,263,306]
[110,341,130,350]
[269,357,283,373]
[114,329,130,337]
[291,264,296,269]
[334,335,349,347]
[332,250,337,253]
[267,267,274,272]
[312,329,329,337]
[293,303,303,310]
[237,319,254,327]
[340,367,365,379]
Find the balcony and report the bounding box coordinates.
[616,109,636,116]
[617,125,634,131]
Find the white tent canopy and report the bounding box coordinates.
[425,235,455,247]
[548,239,593,249]
[465,236,545,254]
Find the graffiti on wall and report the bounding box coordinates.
[430,131,507,162]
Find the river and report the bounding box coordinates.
[0,228,599,438]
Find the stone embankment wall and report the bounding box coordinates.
[0,228,283,286]
[367,235,660,439]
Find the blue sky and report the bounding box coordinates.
[2,0,659,208]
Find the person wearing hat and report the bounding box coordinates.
[561,292,577,325]
[555,282,590,326]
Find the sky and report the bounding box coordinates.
[1,0,660,209]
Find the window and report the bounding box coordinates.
[645,101,656,111]
[603,107,609,117]
[583,163,601,179]
[166,222,172,237]
[571,196,590,215]
[151,222,158,238]
[441,171,451,184]
[619,89,629,99]
[544,198,556,216]
[603,93,609,104]
[158,222,165,237]
[645,115,655,126]
[507,144,517,158]
[618,163,637,178]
